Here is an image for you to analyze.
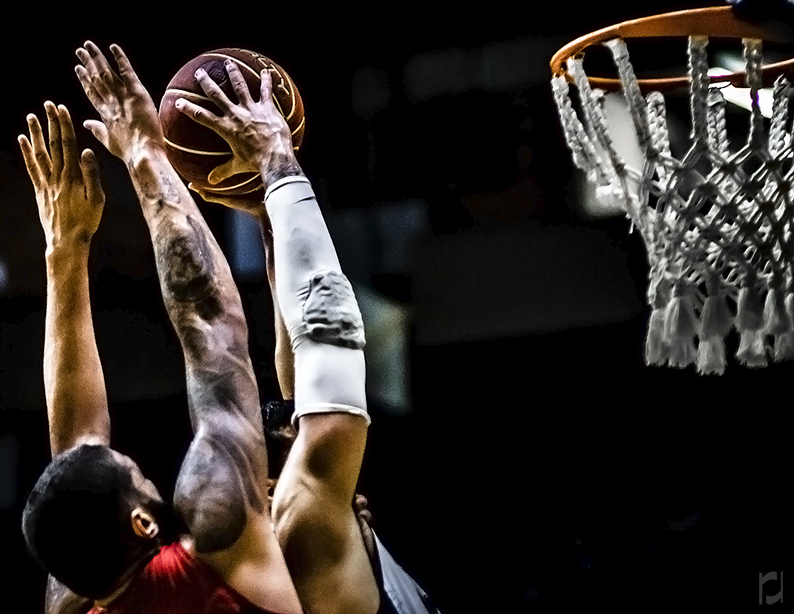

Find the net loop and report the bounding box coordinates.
[552,33,794,374]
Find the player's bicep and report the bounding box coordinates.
[172,315,270,551]
[174,418,268,553]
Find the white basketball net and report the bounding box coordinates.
[552,36,794,374]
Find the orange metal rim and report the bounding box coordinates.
[550,6,794,92]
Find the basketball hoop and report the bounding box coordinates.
[550,6,794,374]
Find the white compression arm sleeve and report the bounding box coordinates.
[265,176,369,426]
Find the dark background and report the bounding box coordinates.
[1,1,789,611]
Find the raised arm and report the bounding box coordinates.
[18,102,108,456]
[179,61,378,614]
[74,42,300,614]
[19,102,107,614]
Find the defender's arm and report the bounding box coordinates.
[74,40,267,532]
[18,103,108,456]
[74,42,300,613]
[19,102,107,614]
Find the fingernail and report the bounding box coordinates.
[175,99,184,109]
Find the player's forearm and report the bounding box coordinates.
[263,175,367,419]
[126,146,243,330]
[273,313,295,400]
[264,178,343,297]
[44,247,110,454]
[261,223,295,400]
[125,146,262,420]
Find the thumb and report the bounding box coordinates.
[188,182,263,216]
[207,158,238,185]
[83,120,110,150]
[188,182,223,204]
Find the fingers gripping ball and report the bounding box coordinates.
[158,48,305,197]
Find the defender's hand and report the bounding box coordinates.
[176,61,302,188]
[75,42,165,164]
[18,102,105,254]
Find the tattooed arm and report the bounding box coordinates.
[74,42,301,614]
[186,188,295,400]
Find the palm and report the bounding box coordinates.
[76,42,165,163]
[19,103,105,251]
[38,170,104,244]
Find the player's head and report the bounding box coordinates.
[262,400,375,539]
[22,444,168,599]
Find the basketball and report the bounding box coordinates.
[158,48,305,197]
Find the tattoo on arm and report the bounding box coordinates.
[156,215,222,321]
[174,417,266,552]
[159,171,181,202]
[132,156,231,355]
[263,156,304,189]
[129,152,271,551]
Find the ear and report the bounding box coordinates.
[131,507,159,539]
[266,478,277,501]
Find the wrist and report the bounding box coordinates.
[45,241,91,269]
[259,148,304,189]
[123,137,168,170]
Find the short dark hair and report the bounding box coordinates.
[21,445,159,599]
[263,400,297,478]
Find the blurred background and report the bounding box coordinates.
[1,1,789,611]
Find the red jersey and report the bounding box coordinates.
[88,541,288,614]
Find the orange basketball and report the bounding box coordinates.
[158,48,305,197]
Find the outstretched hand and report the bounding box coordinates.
[176,61,302,188]
[18,102,105,253]
[75,41,165,164]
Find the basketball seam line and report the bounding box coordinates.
[203,175,261,192]
[164,114,304,152]
[164,137,230,156]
